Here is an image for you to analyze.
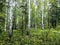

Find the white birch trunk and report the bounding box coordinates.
[9,0,13,36]
[5,8,7,31]
[41,0,44,30]
[28,0,31,34]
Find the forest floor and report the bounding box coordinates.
[0,28,60,45]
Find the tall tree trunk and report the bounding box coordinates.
[41,0,44,30]
[27,0,31,35]
[9,0,13,40]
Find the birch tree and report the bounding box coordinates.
[27,0,31,35]
[9,0,13,39]
[41,0,44,30]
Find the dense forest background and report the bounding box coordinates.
[0,0,60,45]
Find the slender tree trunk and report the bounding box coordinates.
[9,0,13,40]
[41,0,44,30]
[27,0,31,35]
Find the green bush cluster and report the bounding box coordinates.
[0,30,60,45]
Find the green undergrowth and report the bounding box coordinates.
[0,29,60,45]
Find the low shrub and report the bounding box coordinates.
[0,30,60,45]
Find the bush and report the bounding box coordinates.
[0,30,60,45]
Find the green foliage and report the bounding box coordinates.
[48,0,58,28]
[0,30,60,45]
[0,0,5,12]
[0,13,5,32]
[0,0,60,45]
[0,13,5,18]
